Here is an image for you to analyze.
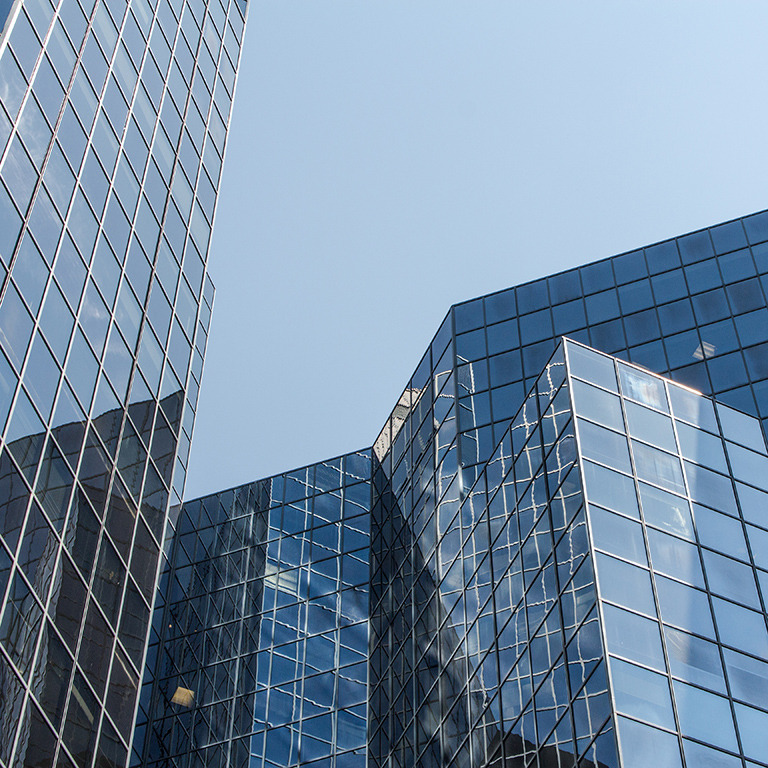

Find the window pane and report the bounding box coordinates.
[566,342,617,392]
[578,420,631,474]
[596,553,655,616]
[664,626,725,693]
[571,379,624,432]
[582,462,638,518]
[632,442,685,494]
[609,657,675,730]
[589,506,647,565]
[673,681,738,753]
[669,384,718,432]
[639,483,693,540]
[616,717,682,768]
[619,364,668,411]
[625,401,676,452]
[654,576,715,639]
[603,604,665,671]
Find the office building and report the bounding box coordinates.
[0,0,246,762]
[138,209,768,768]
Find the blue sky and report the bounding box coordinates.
[185,1,768,499]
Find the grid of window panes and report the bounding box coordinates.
[452,209,768,488]
[133,478,269,768]
[369,311,460,767]
[568,340,768,768]
[0,0,246,761]
[370,342,620,768]
[137,451,372,768]
[367,210,768,768]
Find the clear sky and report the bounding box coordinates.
[185,0,768,500]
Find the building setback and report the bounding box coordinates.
[0,0,246,762]
[2,0,768,766]
[139,209,768,768]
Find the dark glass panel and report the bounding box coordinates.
[63,671,99,768]
[677,230,713,265]
[0,652,24,765]
[78,600,113,695]
[106,475,137,559]
[130,518,158,601]
[51,554,87,650]
[0,569,43,676]
[0,449,30,551]
[34,621,73,729]
[79,428,112,515]
[93,535,126,626]
[16,698,57,768]
[711,221,748,255]
[18,501,57,595]
[95,716,127,768]
[66,487,100,580]
[118,577,149,670]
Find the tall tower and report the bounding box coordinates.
[0,0,246,762]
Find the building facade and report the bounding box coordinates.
[0,0,246,762]
[139,209,768,768]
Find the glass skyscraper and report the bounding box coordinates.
[135,208,768,768]
[0,0,246,761]
[2,2,768,766]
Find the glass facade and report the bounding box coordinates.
[570,340,768,768]
[141,208,768,768]
[136,451,371,768]
[367,209,768,768]
[4,24,768,759]
[136,208,768,768]
[371,341,611,768]
[0,0,246,761]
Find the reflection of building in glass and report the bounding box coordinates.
[140,210,768,768]
[0,0,246,761]
[137,452,372,768]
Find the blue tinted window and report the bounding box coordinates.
[613,250,647,284]
[454,299,483,333]
[692,288,729,324]
[735,309,768,347]
[720,249,758,284]
[665,627,726,693]
[707,352,749,392]
[673,681,738,753]
[652,269,688,303]
[699,320,739,358]
[589,318,625,353]
[582,461,638,518]
[580,260,614,294]
[516,280,548,315]
[484,288,515,324]
[548,270,581,304]
[552,299,586,335]
[711,220,748,255]
[678,230,714,265]
[645,240,681,275]
[686,259,722,295]
[618,279,654,313]
[744,211,768,245]
[655,576,714,636]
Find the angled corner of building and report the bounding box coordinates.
[136,208,768,768]
[2,1,768,764]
